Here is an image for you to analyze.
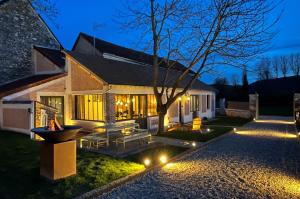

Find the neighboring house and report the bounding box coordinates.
[0,0,61,84]
[0,33,216,135]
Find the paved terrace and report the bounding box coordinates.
[99,118,300,199]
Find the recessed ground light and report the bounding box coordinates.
[191,142,196,147]
[159,155,167,164]
[144,158,151,167]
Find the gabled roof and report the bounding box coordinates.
[67,51,216,92]
[0,73,67,98]
[34,46,65,68]
[249,76,300,95]
[73,32,193,74]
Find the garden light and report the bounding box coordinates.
[207,128,210,132]
[192,142,196,147]
[233,128,237,132]
[159,155,167,164]
[144,158,151,166]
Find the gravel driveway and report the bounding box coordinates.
[99,119,300,199]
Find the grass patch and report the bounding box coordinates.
[125,145,188,165]
[160,126,232,142]
[0,131,144,199]
[203,116,251,126]
[259,105,293,116]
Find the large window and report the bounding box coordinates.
[190,95,199,112]
[75,95,104,121]
[132,95,146,119]
[115,94,156,121]
[147,95,157,116]
[115,95,131,120]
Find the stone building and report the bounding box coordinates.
[0,0,61,85]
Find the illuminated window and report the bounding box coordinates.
[190,95,199,112]
[115,95,131,120]
[75,95,104,121]
[132,95,147,119]
[147,95,157,116]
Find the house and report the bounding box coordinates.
[0,32,216,136]
[0,0,61,84]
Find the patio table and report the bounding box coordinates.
[94,122,140,146]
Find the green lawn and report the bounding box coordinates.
[0,131,144,199]
[259,106,293,116]
[125,145,188,165]
[160,126,232,142]
[203,116,252,126]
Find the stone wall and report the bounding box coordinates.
[227,101,249,110]
[225,109,251,119]
[0,0,60,85]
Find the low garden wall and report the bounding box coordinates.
[225,108,251,119]
[227,101,249,110]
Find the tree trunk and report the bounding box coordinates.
[157,112,166,135]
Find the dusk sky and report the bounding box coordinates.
[43,0,300,84]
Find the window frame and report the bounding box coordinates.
[74,94,104,122]
[190,95,200,112]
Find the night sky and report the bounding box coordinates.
[43,0,300,84]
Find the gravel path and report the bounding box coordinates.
[98,119,300,199]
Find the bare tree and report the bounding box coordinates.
[31,0,59,28]
[289,53,300,76]
[271,56,281,78]
[280,55,289,77]
[256,57,272,80]
[121,0,280,133]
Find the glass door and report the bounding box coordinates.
[40,96,64,125]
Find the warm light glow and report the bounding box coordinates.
[159,155,167,164]
[165,163,174,168]
[187,97,191,101]
[235,130,297,139]
[148,113,151,116]
[255,120,295,125]
[233,128,237,132]
[144,158,151,167]
[207,128,210,132]
[178,97,182,101]
[253,118,256,121]
[192,142,196,147]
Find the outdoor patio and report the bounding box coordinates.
[77,122,158,158]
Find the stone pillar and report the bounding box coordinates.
[249,93,259,119]
[105,93,115,123]
[294,93,300,122]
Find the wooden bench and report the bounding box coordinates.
[115,130,151,149]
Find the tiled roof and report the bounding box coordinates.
[34,46,65,68]
[74,32,194,74]
[0,73,67,98]
[67,51,216,92]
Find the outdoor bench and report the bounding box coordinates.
[115,130,151,149]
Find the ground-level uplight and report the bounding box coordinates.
[191,142,196,147]
[144,158,151,167]
[253,118,256,121]
[159,155,167,164]
[233,128,237,132]
[206,128,211,132]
